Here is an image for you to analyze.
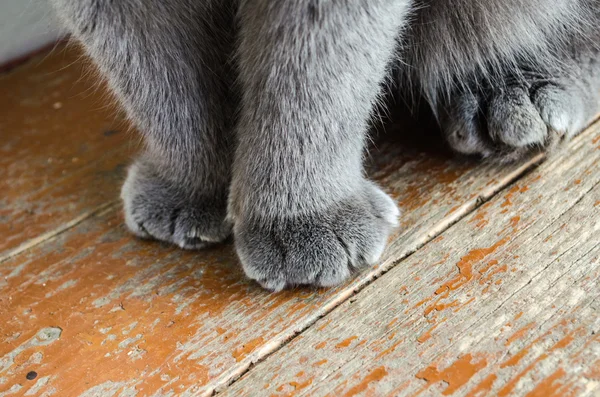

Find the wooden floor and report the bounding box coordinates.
[1,44,599,397]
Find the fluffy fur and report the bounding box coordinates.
[51,0,600,290]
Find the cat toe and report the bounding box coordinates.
[233,182,399,291]
[442,80,589,161]
[532,83,587,137]
[121,159,231,249]
[486,85,548,148]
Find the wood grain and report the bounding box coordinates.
[0,87,545,396]
[0,43,133,260]
[4,42,597,397]
[223,122,600,397]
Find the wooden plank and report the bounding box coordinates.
[222,122,600,397]
[0,113,545,395]
[0,43,133,260]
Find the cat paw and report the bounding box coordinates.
[121,159,231,249]
[441,81,588,161]
[233,182,399,291]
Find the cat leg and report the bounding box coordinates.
[230,0,411,290]
[51,0,236,248]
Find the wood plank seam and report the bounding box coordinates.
[208,155,549,395]
[0,201,119,264]
[418,154,545,242]
[385,177,600,389]
[193,120,595,394]
[220,122,600,396]
[421,231,598,370]
[3,43,599,395]
[1,120,593,396]
[0,142,131,262]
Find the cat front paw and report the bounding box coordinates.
[441,81,589,161]
[121,158,231,249]
[233,182,399,291]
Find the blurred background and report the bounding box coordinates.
[0,0,63,66]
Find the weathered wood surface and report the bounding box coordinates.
[0,47,554,396]
[0,152,541,397]
[0,44,133,261]
[224,123,600,397]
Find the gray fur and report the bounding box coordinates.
[229,0,409,289]
[51,0,237,248]
[439,50,600,159]
[51,0,600,290]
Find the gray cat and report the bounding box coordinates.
[50,0,600,291]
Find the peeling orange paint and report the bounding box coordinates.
[455,296,476,312]
[4,39,600,397]
[424,298,459,316]
[501,185,521,207]
[289,378,313,392]
[498,353,548,397]
[438,238,509,294]
[497,330,576,397]
[500,347,531,368]
[216,327,227,335]
[514,312,524,321]
[0,43,132,257]
[415,354,488,396]
[316,319,332,331]
[447,204,461,214]
[417,322,441,343]
[481,264,508,285]
[524,368,566,397]
[423,238,509,319]
[471,211,489,228]
[506,323,536,346]
[550,333,576,351]
[343,366,388,397]
[465,373,497,397]
[479,259,499,274]
[315,341,327,350]
[432,253,451,267]
[336,336,358,349]
[413,296,433,310]
[232,337,265,362]
[376,338,406,359]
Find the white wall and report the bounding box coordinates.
[0,0,64,65]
